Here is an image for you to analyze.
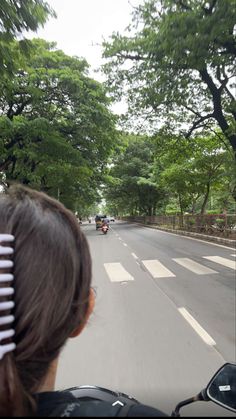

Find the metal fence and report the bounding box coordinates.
[122,214,236,238]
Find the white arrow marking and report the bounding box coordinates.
[112,400,124,407]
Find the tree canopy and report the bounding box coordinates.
[0,0,55,75]
[0,0,235,217]
[104,132,233,216]
[104,134,167,216]
[102,0,236,154]
[156,134,232,215]
[0,39,118,211]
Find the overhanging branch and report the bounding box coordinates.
[202,0,217,15]
[176,0,192,11]
[116,52,146,61]
[185,113,215,138]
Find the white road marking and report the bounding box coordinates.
[203,256,236,270]
[231,254,236,257]
[118,237,122,241]
[131,252,138,260]
[173,258,217,275]
[178,307,216,346]
[123,243,128,247]
[142,259,175,278]
[104,263,134,282]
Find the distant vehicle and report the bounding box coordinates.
[101,224,109,234]
[108,216,115,222]
[95,215,106,230]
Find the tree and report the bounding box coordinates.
[0,40,118,210]
[0,115,92,207]
[104,132,233,217]
[156,134,231,215]
[104,134,166,215]
[0,39,117,169]
[0,0,55,75]
[102,0,236,154]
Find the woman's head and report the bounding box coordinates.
[0,185,93,416]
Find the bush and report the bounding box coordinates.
[206,210,221,215]
[215,218,225,224]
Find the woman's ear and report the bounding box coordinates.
[70,288,95,338]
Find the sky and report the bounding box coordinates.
[32,0,143,78]
[30,0,144,114]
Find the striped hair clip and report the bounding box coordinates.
[0,234,16,360]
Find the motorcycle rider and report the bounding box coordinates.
[102,215,109,226]
[101,216,109,230]
[0,185,166,417]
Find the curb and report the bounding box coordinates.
[127,222,236,249]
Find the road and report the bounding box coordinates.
[56,221,236,416]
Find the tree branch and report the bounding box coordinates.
[6,98,31,119]
[208,128,235,156]
[176,0,192,11]
[183,104,206,118]
[199,68,218,97]
[199,68,230,135]
[116,52,145,61]
[216,66,229,94]
[221,41,236,56]
[202,0,217,15]
[185,113,215,138]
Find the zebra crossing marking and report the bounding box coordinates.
[104,254,234,284]
[203,256,236,270]
[142,259,175,278]
[173,258,217,275]
[104,263,134,282]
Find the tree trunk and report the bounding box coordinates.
[191,200,197,214]
[200,182,210,215]
[199,68,236,154]
[178,194,184,228]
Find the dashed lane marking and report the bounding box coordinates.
[178,307,216,346]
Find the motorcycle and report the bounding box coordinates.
[66,363,236,416]
[101,224,109,234]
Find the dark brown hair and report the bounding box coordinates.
[0,185,92,416]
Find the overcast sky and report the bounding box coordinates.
[33,0,143,78]
[30,0,144,114]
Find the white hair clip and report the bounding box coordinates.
[0,234,16,360]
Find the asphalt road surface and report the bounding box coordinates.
[56,221,236,416]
